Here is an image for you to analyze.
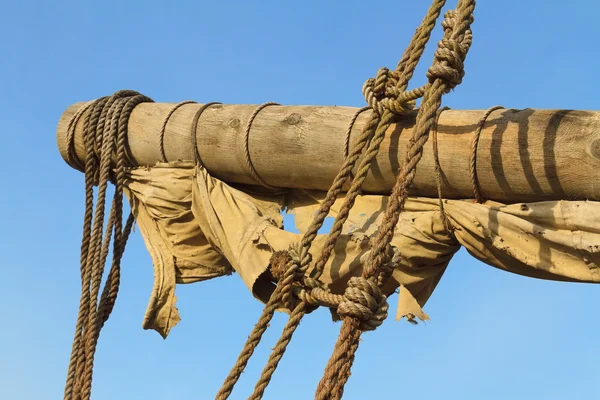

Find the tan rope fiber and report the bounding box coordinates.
[432,106,455,236]
[243,102,281,189]
[65,101,95,172]
[315,3,476,398]
[63,90,153,400]
[216,1,457,399]
[190,102,222,167]
[159,101,198,162]
[470,105,504,203]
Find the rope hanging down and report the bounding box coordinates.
[216,1,477,399]
[64,90,153,400]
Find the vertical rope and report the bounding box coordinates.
[63,90,153,400]
[471,105,504,203]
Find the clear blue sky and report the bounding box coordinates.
[2,1,600,399]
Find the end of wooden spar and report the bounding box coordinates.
[56,102,88,169]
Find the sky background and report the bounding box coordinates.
[2,1,600,399]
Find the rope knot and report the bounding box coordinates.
[269,243,307,281]
[362,67,416,116]
[427,10,473,93]
[337,277,388,331]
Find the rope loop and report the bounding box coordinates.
[427,10,473,93]
[337,277,388,332]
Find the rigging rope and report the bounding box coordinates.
[216,1,476,399]
[64,90,153,400]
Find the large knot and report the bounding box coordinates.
[427,10,473,92]
[362,67,417,116]
[269,243,307,281]
[337,277,389,331]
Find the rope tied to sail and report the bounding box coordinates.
[216,1,477,399]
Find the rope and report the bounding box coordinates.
[190,102,222,167]
[63,90,153,400]
[316,2,475,397]
[243,102,280,189]
[471,105,504,203]
[216,1,465,399]
[65,101,95,172]
[432,106,455,236]
[159,100,197,162]
[344,106,371,159]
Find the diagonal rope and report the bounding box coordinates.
[315,3,476,398]
[214,1,454,399]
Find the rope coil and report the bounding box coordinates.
[64,90,153,400]
[62,2,478,399]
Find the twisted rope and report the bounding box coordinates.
[190,102,222,167]
[471,105,504,203]
[316,3,476,398]
[63,90,153,400]
[215,245,301,400]
[159,100,197,162]
[432,106,455,235]
[216,2,460,399]
[243,102,281,189]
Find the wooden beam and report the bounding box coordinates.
[56,102,600,202]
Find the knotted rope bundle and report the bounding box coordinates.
[216,1,477,399]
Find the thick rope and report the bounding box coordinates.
[315,3,475,398]
[63,90,152,400]
[215,2,457,399]
[65,101,95,172]
[214,247,301,400]
[159,100,197,162]
[243,102,281,189]
[471,105,504,203]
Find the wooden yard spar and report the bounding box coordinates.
[57,103,600,203]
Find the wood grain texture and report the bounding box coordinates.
[56,102,600,202]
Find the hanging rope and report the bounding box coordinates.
[214,1,479,399]
[63,90,153,400]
